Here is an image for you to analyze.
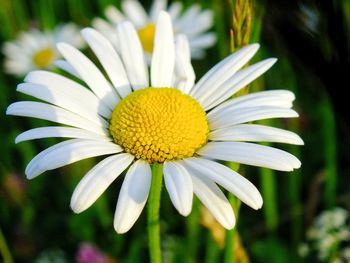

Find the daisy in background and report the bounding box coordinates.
[93,0,216,59]
[2,23,85,77]
[7,11,302,234]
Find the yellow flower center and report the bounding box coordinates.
[137,23,156,54]
[33,48,55,68]
[109,88,209,163]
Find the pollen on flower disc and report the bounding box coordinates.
[109,88,209,163]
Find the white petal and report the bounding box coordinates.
[57,43,120,110]
[54,60,81,78]
[197,142,301,171]
[207,90,295,120]
[92,18,120,52]
[15,127,111,144]
[114,160,151,233]
[25,139,123,179]
[81,28,132,98]
[6,101,108,136]
[163,161,193,216]
[208,106,299,130]
[117,21,149,90]
[54,23,85,49]
[180,10,214,37]
[122,0,149,28]
[151,11,175,87]
[209,124,304,145]
[190,44,259,100]
[71,153,134,213]
[105,5,125,24]
[203,59,278,110]
[181,157,263,210]
[150,0,167,21]
[191,173,235,229]
[173,35,195,94]
[174,4,201,29]
[168,2,183,20]
[24,70,111,119]
[17,83,108,127]
[188,33,217,49]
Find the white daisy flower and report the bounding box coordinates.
[92,0,216,59]
[7,11,302,234]
[2,23,85,77]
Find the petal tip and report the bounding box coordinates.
[113,222,130,234]
[222,216,236,230]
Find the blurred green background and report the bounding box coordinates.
[1,0,349,262]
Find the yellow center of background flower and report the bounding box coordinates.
[137,23,156,54]
[109,88,209,163]
[33,48,55,68]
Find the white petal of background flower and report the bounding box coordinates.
[82,28,132,98]
[15,127,111,144]
[105,5,125,24]
[25,139,123,179]
[182,157,263,210]
[198,142,301,171]
[163,161,193,216]
[117,21,149,90]
[92,17,120,51]
[151,11,175,87]
[150,0,167,21]
[57,43,120,110]
[190,172,235,229]
[114,160,152,233]
[54,23,85,49]
[168,2,182,20]
[180,10,214,36]
[24,70,111,119]
[71,153,134,213]
[173,4,201,29]
[122,0,149,28]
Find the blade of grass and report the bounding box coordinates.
[205,231,221,263]
[185,198,201,263]
[36,0,56,30]
[0,227,14,263]
[320,97,337,208]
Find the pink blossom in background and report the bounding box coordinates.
[76,243,107,263]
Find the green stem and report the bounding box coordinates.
[205,231,220,263]
[224,193,240,263]
[260,166,278,233]
[0,227,14,263]
[185,199,201,263]
[148,163,163,263]
[224,162,241,263]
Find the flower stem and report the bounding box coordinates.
[224,193,241,263]
[0,227,14,263]
[148,163,163,263]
